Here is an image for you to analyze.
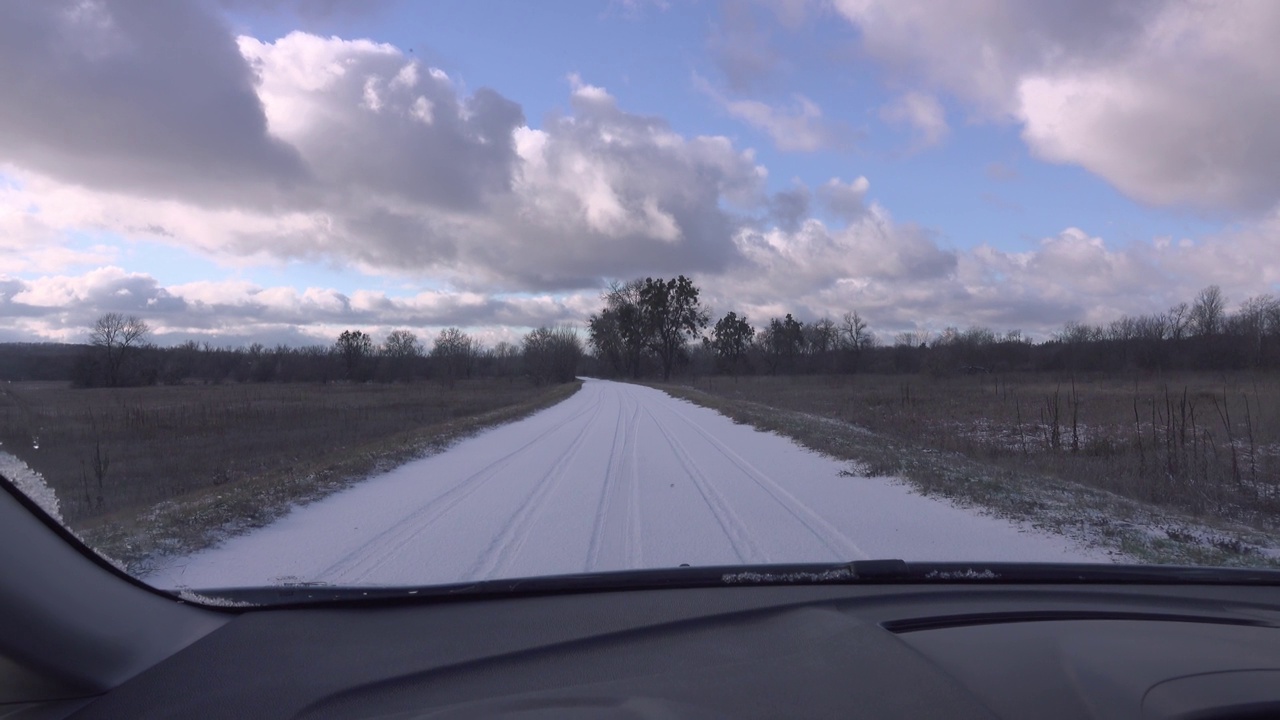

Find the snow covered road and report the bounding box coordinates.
[148,378,1109,589]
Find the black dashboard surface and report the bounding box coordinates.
[61,583,1280,719]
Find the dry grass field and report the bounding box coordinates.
[659,372,1280,566]
[0,379,580,568]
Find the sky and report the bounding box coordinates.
[1,0,1278,348]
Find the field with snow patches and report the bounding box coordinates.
[146,379,1111,589]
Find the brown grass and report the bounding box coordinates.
[0,379,580,569]
[654,373,1280,566]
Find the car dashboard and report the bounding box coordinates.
[6,582,1277,719]
[4,484,1280,719]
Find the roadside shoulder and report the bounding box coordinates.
[90,381,583,575]
[650,381,1280,568]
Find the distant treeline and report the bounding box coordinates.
[2,283,1277,385]
[0,343,83,382]
[587,280,1280,378]
[0,315,583,387]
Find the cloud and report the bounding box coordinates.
[768,185,810,232]
[832,0,1155,114]
[834,0,1280,213]
[216,0,395,21]
[708,2,782,93]
[478,74,765,288]
[0,1,307,208]
[816,177,870,222]
[239,32,524,212]
[1014,8,1280,212]
[697,205,1280,338]
[6,206,1280,345]
[730,205,957,296]
[879,91,948,150]
[2,21,766,292]
[984,162,1019,182]
[696,75,853,152]
[767,0,819,28]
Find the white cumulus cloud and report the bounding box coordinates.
[835,0,1280,213]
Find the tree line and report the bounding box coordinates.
[585,276,881,378]
[585,279,1280,379]
[3,281,1277,387]
[62,313,583,387]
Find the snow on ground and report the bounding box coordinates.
[146,379,1112,589]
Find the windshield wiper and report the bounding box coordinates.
[181,560,1280,609]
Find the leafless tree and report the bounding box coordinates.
[1234,294,1279,364]
[382,329,423,358]
[90,313,150,387]
[840,311,875,350]
[380,329,422,382]
[491,341,521,378]
[807,317,838,353]
[1055,321,1103,345]
[1190,285,1226,336]
[522,326,583,384]
[1167,302,1191,340]
[432,327,476,383]
[893,330,931,348]
[1132,313,1169,342]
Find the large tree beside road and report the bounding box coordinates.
[588,275,709,380]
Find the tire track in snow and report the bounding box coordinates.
[624,387,644,567]
[584,386,639,571]
[646,404,766,564]
[469,395,605,580]
[316,386,605,583]
[659,400,869,561]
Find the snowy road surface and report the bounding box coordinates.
[148,378,1110,589]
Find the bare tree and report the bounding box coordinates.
[1055,321,1103,345]
[522,326,583,384]
[1234,294,1279,365]
[90,313,150,387]
[845,312,878,372]
[1107,315,1138,342]
[382,329,422,358]
[587,279,646,378]
[1167,302,1191,340]
[432,327,476,383]
[491,341,521,378]
[1190,285,1226,336]
[893,330,931,348]
[381,329,422,382]
[1132,313,1169,342]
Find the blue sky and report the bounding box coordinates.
[0,0,1276,345]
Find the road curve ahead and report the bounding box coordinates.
[149,378,1109,589]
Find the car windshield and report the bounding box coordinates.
[1,0,1278,600]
